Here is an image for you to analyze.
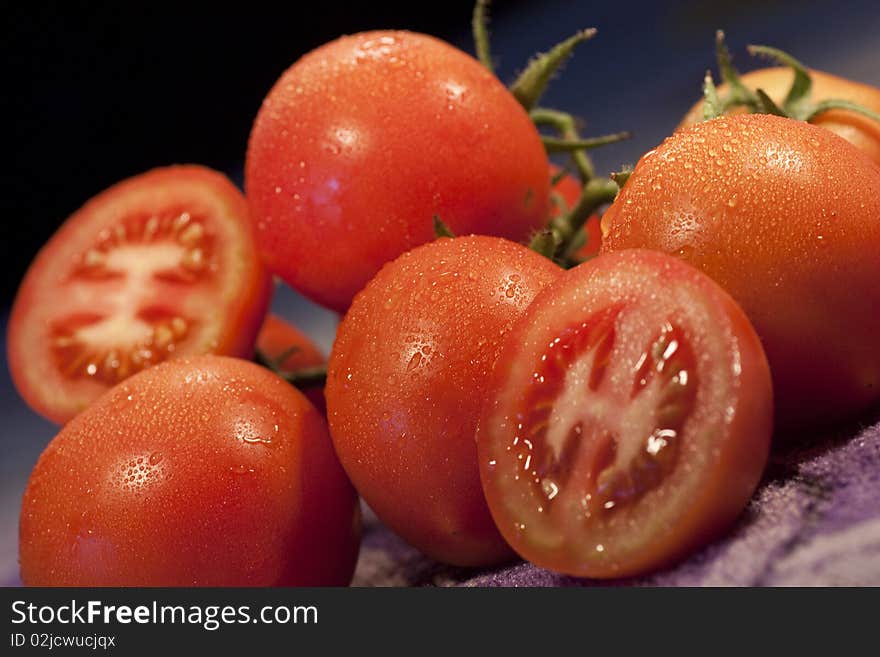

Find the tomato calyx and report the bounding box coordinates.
[700,30,880,125]
[255,348,327,390]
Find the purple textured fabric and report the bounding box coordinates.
[351,414,880,586]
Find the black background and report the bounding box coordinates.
[1,1,488,304]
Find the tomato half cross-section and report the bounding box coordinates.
[19,355,361,587]
[7,165,272,424]
[245,30,550,313]
[477,249,773,579]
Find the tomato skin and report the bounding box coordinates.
[256,313,327,413]
[326,235,561,566]
[477,249,772,578]
[246,31,550,313]
[8,165,272,424]
[602,114,880,429]
[19,355,360,587]
[679,67,880,165]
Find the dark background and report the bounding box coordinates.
[2,1,879,584]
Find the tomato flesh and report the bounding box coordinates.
[8,166,271,423]
[478,249,773,578]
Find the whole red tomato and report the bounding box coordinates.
[256,313,327,414]
[478,249,772,578]
[602,114,880,429]
[7,166,272,424]
[246,31,550,313]
[19,356,360,586]
[326,235,561,566]
[679,67,880,166]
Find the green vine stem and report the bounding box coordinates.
[472,0,494,72]
[542,131,632,153]
[529,177,618,261]
[469,1,628,266]
[701,31,880,125]
[530,107,596,182]
[510,29,597,112]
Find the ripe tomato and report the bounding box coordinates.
[601,114,880,429]
[548,166,602,261]
[326,235,561,566]
[477,249,772,579]
[19,355,360,586]
[8,165,272,424]
[679,67,880,165]
[256,313,328,414]
[246,31,550,313]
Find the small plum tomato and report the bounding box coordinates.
[326,235,561,567]
[245,31,550,313]
[19,355,360,586]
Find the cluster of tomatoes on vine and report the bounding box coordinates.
[9,2,880,585]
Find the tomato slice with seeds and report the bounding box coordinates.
[8,165,272,424]
[477,249,773,578]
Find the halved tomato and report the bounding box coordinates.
[477,249,773,578]
[8,165,272,424]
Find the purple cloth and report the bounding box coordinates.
[351,414,880,586]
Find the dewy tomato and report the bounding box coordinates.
[602,114,880,429]
[245,31,550,313]
[8,166,272,424]
[478,250,772,579]
[326,236,561,567]
[19,356,360,587]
